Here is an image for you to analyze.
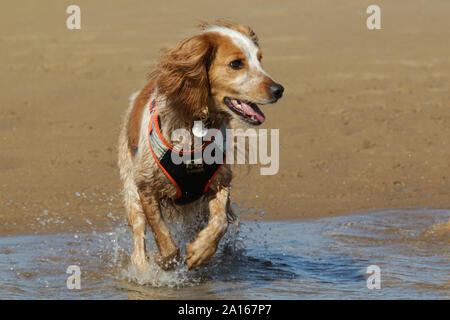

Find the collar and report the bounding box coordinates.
[148,99,227,154]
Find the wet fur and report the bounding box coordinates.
[118,21,281,271]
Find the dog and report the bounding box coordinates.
[118,21,283,272]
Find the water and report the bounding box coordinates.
[0,209,448,299]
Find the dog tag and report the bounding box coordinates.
[192,120,207,138]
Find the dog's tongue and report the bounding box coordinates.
[240,101,265,123]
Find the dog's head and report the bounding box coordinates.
[153,22,284,126]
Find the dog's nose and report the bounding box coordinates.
[269,83,284,100]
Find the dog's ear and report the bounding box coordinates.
[153,34,214,118]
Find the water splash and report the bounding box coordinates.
[0,208,448,299]
[115,202,252,288]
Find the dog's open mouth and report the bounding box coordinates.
[223,97,265,125]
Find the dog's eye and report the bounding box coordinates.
[229,59,244,70]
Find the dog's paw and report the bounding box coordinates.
[154,248,180,271]
[185,239,218,271]
[131,251,149,273]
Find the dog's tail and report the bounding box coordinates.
[118,91,146,228]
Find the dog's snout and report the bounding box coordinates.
[269,83,284,100]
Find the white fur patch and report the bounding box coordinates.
[205,26,270,75]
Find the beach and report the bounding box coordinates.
[1,0,449,235]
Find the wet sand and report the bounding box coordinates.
[1,0,449,235]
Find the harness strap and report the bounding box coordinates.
[147,99,227,205]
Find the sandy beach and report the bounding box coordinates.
[1,0,449,235]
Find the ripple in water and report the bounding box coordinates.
[0,208,448,299]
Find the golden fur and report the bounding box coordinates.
[118,21,283,272]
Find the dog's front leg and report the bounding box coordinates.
[138,189,180,270]
[186,187,229,270]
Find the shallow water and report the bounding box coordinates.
[0,209,448,299]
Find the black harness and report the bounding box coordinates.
[145,100,226,205]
